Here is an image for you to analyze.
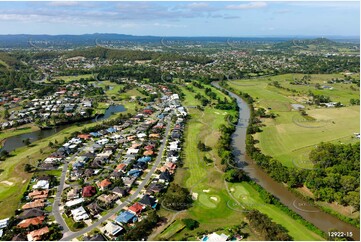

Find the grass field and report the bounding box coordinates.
[159,220,186,240]
[91,80,125,96]
[52,74,94,83]
[229,182,324,240]
[228,74,360,167]
[154,83,324,241]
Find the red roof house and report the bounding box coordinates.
[82,186,97,197]
[128,202,144,214]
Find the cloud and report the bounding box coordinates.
[48,1,78,7]
[225,2,267,10]
[187,2,210,9]
[286,1,359,9]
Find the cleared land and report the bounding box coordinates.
[228,74,360,168]
[51,74,94,83]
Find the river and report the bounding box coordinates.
[212,81,359,240]
[1,105,126,153]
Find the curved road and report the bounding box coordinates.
[57,120,172,241]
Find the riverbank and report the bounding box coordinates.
[0,124,40,142]
[215,81,360,240]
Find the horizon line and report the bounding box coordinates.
[0,33,359,39]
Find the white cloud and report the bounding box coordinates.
[187,3,209,9]
[225,2,267,10]
[48,1,78,7]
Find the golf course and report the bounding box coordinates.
[154,82,324,241]
[227,73,360,168]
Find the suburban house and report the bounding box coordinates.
[97,179,112,191]
[27,226,49,241]
[82,186,97,197]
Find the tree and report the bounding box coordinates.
[3,108,9,119]
[73,221,85,229]
[162,184,192,211]
[22,138,31,146]
[0,150,9,159]
[225,169,249,183]
[24,164,33,172]
[182,218,199,230]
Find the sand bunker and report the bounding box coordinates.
[210,196,218,202]
[192,192,199,200]
[203,189,210,193]
[1,180,14,186]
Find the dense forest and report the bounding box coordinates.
[97,64,162,83]
[64,47,213,64]
[306,142,360,208]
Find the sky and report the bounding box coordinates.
[0,1,359,37]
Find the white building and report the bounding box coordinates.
[33,180,50,190]
[71,206,89,222]
[65,198,85,208]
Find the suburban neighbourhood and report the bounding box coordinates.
[0,82,189,240]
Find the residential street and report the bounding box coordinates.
[60,120,172,241]
[52,147,87,234]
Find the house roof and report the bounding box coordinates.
[97,179,112,188]
[83,234,106,241]
[143,150,154,156]
[84,168,94,177]
[17,216,45,229]
[128,202,144,214]
[127,169,142,177]
[112,187,127,196]
[28,190,49,199]
[115,211,136,224]
[137,156,151,163]
[18,209,45,220]
[78,134,91,140]
[27,226,49,241]
[12,234,27,241]
[82,186,96,197]
[139,195,157,207]
[146,183,165,194]
[116,163,127,171]
[22,200,44,210]
[86,203,101,215]
[160,170,172,181]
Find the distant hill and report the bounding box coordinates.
[273,37,358,50]
[0,34,358,49]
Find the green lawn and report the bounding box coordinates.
[229,182,324,241]
[52,74,94,83]
[62,214,87,232]
[228,74,360,167]
[159,220,186,240]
